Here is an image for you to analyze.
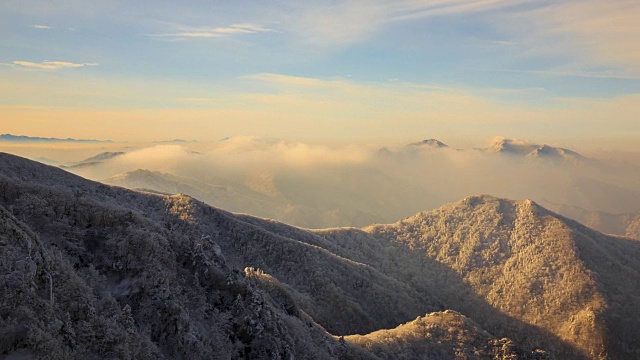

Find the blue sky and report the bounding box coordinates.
[1,0,639,146]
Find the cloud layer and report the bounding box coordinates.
[150,23,275,39]
[13,136,636,229]
[10,60,98,70]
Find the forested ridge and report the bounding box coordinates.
[1,152,639,359]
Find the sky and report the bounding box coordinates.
[1,0,639,147]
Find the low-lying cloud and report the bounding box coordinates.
[11,136,640,229]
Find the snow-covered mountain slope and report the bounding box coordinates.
[2,153,639,359]
[0,153,528,359]
[361,195,640,359]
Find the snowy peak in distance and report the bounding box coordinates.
[488,137,589,164]
[525,144,586,163]
[488,138,540,155]
[406,138,449,148]
[376,138,450,157]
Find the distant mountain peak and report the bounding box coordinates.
[526,144,586,163]
[80,151,125,163]
[60,151,126,169]
[487,137,588,163]
[407,139,448,148]
[488,137,538,155]
[154,139,194,143]
[127,168,160,176]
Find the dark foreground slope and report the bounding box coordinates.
[0,153,531,359]
[0,154,342,359]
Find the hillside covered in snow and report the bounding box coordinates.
[1,153,639,359]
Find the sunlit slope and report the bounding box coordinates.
[346,311,541,359]
[362,195,640,359]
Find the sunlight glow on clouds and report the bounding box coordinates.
[0,1,639,145]
[0,71,638,145]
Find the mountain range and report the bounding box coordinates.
[486,138,589,164]
[1,152,640,359]
[74,138,640,237]
[0,134,111,143]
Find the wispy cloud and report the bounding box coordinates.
[9,61,98,70]
[246,73,335,88]
[388,0,529,22]
[150,23,276,39]
[242,73,525,124]
[530,1,640,73]
[280,1,640,76]
[281,0,528,48]
[477,1,640,76]
[477,67,640,80]
[33,24,53,29]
